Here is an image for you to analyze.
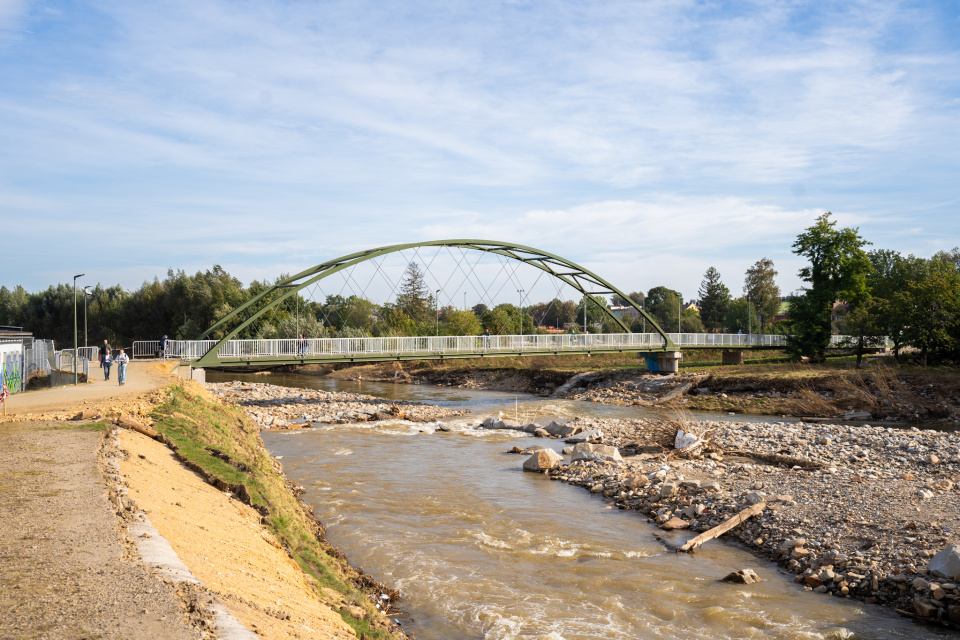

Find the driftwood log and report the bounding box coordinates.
[678,502,766,552]
[116,416,160,439]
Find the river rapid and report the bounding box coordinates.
[209,371,947,640]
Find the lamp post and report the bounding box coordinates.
[748,294,752,336]
[73,273,85,385]
[435,289,441,336]
[463,291,466,312]
[83,286,92,349]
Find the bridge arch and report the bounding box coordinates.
[194,240,674,367]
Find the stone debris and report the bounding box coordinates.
[532,413,960,625]
[207,381,467,428]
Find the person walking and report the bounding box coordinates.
[159,334,169,359]
[115,348,129,386]
[102,350,113,381]
[98,339,111,369]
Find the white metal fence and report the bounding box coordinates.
[23,339,55,384]
[131,332,894,363]
[130,332,797,362]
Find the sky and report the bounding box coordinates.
[1,0,959,305]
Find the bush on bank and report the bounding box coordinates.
[149,382,399,640]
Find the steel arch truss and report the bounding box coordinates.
[194,240,675,367]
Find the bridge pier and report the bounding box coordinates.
[721,350,744,366]
[641,351,682,374]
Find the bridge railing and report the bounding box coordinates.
[162,332,670,360]
[132,332,894,363]
[667,333,788,347]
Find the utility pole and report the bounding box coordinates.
[583,294,587,334]
[73,273,84,385]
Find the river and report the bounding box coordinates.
[209,371,947,640]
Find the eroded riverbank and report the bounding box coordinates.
[290,359,960,424]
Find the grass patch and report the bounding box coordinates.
[149,383,400,637]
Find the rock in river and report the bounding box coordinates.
[523,449,562,473]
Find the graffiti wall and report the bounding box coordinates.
[0,342,23,393]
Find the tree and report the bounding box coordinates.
[724,298,758,334]
[575,295,610,332]
[836,301,886,368]
[787,213,871,360]
[441,309,482,336]
[901,254,960,365]
[697,267,730,332]
[744,258,781,333]
[395,262,433,329]
[611,291,645,307]
[645,286,681,332]
[680,307,703,333]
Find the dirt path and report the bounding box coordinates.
[0,420,201,640]
[2,360,173,420]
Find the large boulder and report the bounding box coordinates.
[721,569,763,584]
[570,443,623,464]
[928,544,960,579]
[522,449,563,472]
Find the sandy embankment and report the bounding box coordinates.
[116,427,356,640]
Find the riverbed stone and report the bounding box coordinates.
[565,429,603,443]
[522,449,562,473]
[544,421,581,437]
[661,517,690,530]
[928,544,960,579]
[722,569,762,584]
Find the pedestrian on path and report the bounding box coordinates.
[102,350,113,381]
[98,339,111,369]
[115,349,129,386]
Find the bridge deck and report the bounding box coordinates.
[131,333,817,366]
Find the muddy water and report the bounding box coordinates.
[213,373,943,639]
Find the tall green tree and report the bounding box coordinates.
[787,213,871,359]
[395,262,434,330]
[744,258,781,333]
[697,267,730,332]
[645,286,681,332]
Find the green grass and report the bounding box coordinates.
[149,384,401,637]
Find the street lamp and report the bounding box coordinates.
[73,273,85,385]
[83,286,92,350]
[517,289,524,339]
[436,289,441,336]
[463,291,466,312]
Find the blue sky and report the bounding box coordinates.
[2,0,958,304]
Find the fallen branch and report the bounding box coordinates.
[678,502,766,552]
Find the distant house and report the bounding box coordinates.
[682,300,700,314]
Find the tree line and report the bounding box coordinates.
[1,218,957,364]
